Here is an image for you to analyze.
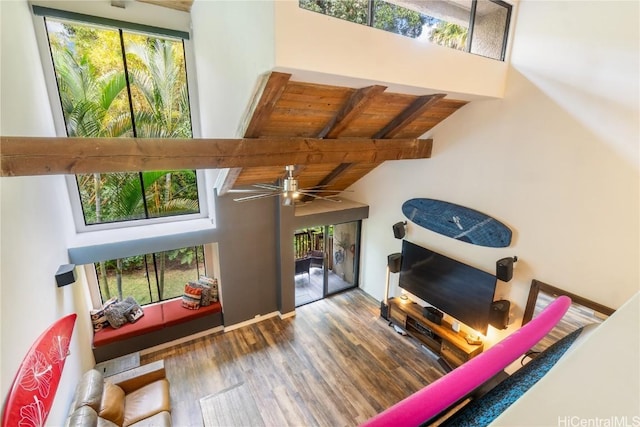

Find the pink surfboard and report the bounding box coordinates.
[361,296,572,427]
[1,313,77,427]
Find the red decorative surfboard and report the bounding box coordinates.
[1,313,77,427]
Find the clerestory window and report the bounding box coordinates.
[37,6,204,230]
[299,0,512,61]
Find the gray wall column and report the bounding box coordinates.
[216,193,279,325]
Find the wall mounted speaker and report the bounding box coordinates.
[496,257,516,282]
[55,264,76,287]
[392,221,406,239]
[489,300,510,329]
[388,253,402,273]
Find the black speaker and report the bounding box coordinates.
[392,221,406,239]
[496,257,516,282]
[388,253,402,273]
[55,264,76,287]
[423,306,443,325]
[489,300,510,329]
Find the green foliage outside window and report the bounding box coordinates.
[371,0,428,39]
[299,0,428,38]
[299,0,369,25]
[95,245,206,305]
[299,0,470,50]
[46,18,199,226]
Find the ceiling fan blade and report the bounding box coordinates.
[227,188,270,193]
[233,193,280,202]
[253,183,283,191]
[297,189,346,193]
[297,191,342,202]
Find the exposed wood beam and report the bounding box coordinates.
[373,93,446,139]
[312,163,354,188]
[0,136,433,177]
[307,88,436,201]
[136,0,193,12]
[244,72,291,138]
[303,85,387,201]
[219,72,292,195]
[317,85,387,139]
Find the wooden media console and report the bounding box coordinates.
[387,298,483,368]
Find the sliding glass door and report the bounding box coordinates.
[294,221,361,307]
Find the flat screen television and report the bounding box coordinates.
[398,240,497,335]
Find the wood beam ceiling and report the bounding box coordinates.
[0,136,432,177]
[317,85,387,139]
[372,93,446,139]
[216,73,466,199]
[136,0,192,12]
[219,72,291,195]
[301,85,387,201]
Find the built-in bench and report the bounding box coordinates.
[93,299,223,363]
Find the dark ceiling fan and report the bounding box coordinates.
[230,165,344,206]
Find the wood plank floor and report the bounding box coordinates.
[141,289,445,426]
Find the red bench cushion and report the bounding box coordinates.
[93,304,164,347]
[162,299,222,327]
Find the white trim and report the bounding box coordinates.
[223,311,280,332]
[84,264,103,308]
[279,310,296,320]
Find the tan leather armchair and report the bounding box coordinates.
[66,360,171,427]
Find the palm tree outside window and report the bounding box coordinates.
[45,18,199,226]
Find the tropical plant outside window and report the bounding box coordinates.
[299,0,511,61]
[45,18,199,226]
[95,245,206,306]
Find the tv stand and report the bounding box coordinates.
[387,298,483,367]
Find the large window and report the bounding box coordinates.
[43,15,201,227]
[95,245,206,306]
[299,0,512,61]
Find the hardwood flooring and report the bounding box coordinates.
[141,289,445,426]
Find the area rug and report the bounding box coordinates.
[199,382,265,427]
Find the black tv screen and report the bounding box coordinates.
[398,240,496,335]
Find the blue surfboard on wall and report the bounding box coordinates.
[402,198,512,248]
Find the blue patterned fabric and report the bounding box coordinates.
[437,327,585,427]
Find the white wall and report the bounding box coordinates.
[492,292,639,425]
[350,0,639,342]
[191,0,275,138]
[0,1,95,424]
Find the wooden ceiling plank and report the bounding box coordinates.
[304,85,388,200]
[221,72,291,195]
[373,93,446,139]
[137,0,193,12]
[0,136,432,177]
[299,163,353,202]
[317,85,387,139]
[244,72,291,138]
